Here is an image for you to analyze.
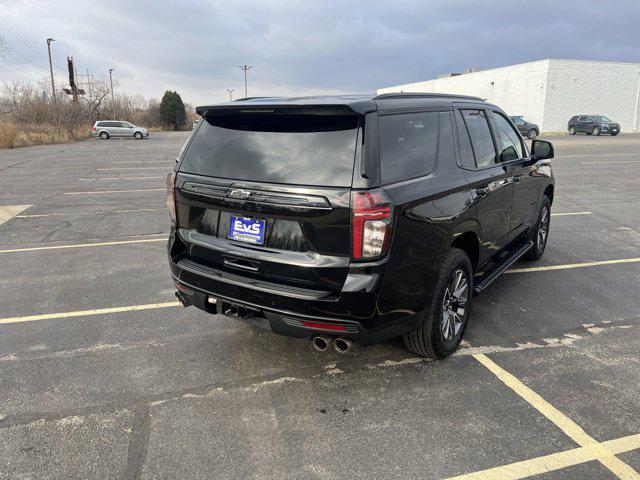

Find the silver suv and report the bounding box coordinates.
[92,121,149,139]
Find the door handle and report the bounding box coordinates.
[474,187,489,198]
[512,175,521,184]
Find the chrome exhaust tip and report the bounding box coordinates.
[312,334,333,352]
[333,337,353,354]
[174,291,190,308]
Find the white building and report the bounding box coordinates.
[378,59,640,133]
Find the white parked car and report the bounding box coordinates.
[92,121,149,139]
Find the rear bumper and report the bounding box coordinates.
[171,273,421,346]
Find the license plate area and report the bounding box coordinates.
[228,216,266,245]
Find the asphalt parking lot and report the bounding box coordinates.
[1,132,639,480]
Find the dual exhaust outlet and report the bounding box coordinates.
[175,290,353,353]
[312,334,353,354]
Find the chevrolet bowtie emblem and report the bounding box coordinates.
[228,189,252,199]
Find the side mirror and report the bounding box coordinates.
[531,139,554,160]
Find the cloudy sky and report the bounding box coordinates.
[1,0,639,106]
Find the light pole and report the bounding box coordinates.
[46,38,56,106]
[109,69,115,119]
[237,65,253,98]
[227,89,234,101]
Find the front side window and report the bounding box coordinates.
[490,112,523,162]
[461,110,496,168]
[379,111,439,184]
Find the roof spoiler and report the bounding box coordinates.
[196,104,362,117]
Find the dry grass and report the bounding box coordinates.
[0,122,90,149]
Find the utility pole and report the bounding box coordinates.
[46,38,56,106]
[237,65,253,98]
[109,69,115,119]
[227,89,234,101]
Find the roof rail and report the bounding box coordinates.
[233,96,283,102]
[373,92,484,102]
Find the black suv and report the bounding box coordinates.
[509,116,539,139]
[568,115,620,136]
[167,93,555,359]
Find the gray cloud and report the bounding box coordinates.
[1,0,639,106]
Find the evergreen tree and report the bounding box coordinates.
[159,91,186,130]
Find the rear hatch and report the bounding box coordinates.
[172,108,363,297]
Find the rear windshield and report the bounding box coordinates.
[179,114,361,187]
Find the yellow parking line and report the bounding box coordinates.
[446,434,640,480]
[550,211,592,216]
[507,258,640,274]
[63,188,165,195]
[0,236,166,253]
[0,302,179,325]
[472,354,640,480]
[582,160,640,164]
[556,153,640,158]
[97,167,169,171]
[78,176,165,181]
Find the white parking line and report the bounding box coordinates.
[507,257,640,274]
[0,302,179,325]
[63,188,165,195]
[550,211,592,217]
[0,236,166,254]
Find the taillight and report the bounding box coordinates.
[92,127,96,132]
[166,172,177,223]
[351,189,393,260]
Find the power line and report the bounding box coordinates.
[0,23,49,62]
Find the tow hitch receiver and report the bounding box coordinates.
[219,300,258,319]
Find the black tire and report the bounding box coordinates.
[568,126,576,135]
[134,131,143,140]
[525,196,551,261]
[99,131,109,139]
[403,248,473,359]
[592,126,600,136]
[611,132,619,136]
[527,129,538,140]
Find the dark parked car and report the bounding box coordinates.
[167,93,555,358]
[568,115,620,136]
[509,116,539,139]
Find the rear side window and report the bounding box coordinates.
[379,111,438,184]
[96,121,106,127]
[461,110,496,168]
[180,114,360,187]
[490,112,523,161]
[454,110,475,168]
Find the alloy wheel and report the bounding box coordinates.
[537,206,549,250]
[441,269,468,341]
